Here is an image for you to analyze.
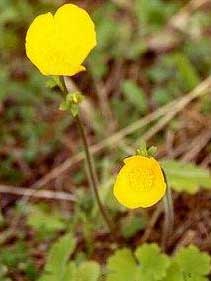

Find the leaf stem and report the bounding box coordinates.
[161,169,174,250]
[60,76,116,238]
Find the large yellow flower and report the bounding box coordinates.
[113,156,166,209]
[25,4,96,76]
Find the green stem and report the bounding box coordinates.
[75,115,116,234]
[161,169,174,250]
[59,76,68,94]
[60,76,116,237]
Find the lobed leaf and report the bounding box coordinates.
[76,261,101,281]
[161,261,183,281]
[175,245,211,278]
[106,248,137,281]
[135,244,170,281]
[39,233,76,281]
[63,262,77,281]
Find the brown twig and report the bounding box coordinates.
[182,129,211,162]
[0,184,76,202]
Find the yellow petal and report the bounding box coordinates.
[25,4,96,76]
[123,155,141,165]
[113,156,166,209]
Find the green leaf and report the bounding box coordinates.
[134,0,178,31]
[161,261,183,281]
[126,39,147,59]
[63,261,100,281]
[70,104,79,117]
[88,51,108,79]
[161,160,211,194]
[76,261,101,281]
[173,53,200,91]
[121,215,145,238]
[59,92,84,117]
[0,242,27,267]
[175,245,211,279]
[45,76,61,89]
[136,140,148,157]
[147,146,157,157]
[63,262,77,281]
[153,88,173,106]
[122,80,148,114]
[39,233,76,281]
[27,206,66,236]
[106,248,137,281]
[135,244,170,281]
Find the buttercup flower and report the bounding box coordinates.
[113,156,166,209]
[25,4,96,76]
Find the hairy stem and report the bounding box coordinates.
[60,76,116,237]
[162,169,174,250]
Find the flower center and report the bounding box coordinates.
[128,168,155,192]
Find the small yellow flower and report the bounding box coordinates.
[25,4,96,76]
[113,156,166,209]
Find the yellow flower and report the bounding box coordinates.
[25,4,96,76]
[113,156,166,209]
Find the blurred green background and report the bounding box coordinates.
[0,0,211,280]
